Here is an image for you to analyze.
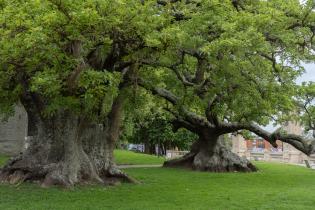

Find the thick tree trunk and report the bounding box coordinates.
[144,141,155,155]
[164,135,257,172]
[81,123,137,184]
[144,141,151,154]
[0,95,134,186]
[0,110,99,186]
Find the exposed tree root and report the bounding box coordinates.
[102,166,139,185]
[0,158,138,187]
[164,141,257,172]
[163,152,196,169]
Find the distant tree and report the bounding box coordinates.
[119,89,196,155]
[128,112,196,155]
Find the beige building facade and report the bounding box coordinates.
[232,122,315,165]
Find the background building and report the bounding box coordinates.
[232,121,315,165]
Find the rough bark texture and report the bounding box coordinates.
[0,111,91,186]
[164,136,257,172]
[82,94,137,184]
[81,123,137,185]
[0,95,134,186]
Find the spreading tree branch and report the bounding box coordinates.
[140,58,195,87]
[137,79,214,129]
[137,79,179,105]
[220,122,315,155]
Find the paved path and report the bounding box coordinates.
[295,163,315,169]
[118,164,162,169]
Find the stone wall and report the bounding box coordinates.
[0,105,27,155]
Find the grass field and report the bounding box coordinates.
[1,153,315,209]
[114,150,165,165]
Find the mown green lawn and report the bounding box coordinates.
[114,149,165,165]
[1,156,315,210]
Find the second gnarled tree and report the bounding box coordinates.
[138,0,315,172]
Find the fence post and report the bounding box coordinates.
[264,149,270,161]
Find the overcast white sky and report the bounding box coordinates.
[297,63,315,84]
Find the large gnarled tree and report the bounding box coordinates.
[138,0,315,172]
[0,0,166,186]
